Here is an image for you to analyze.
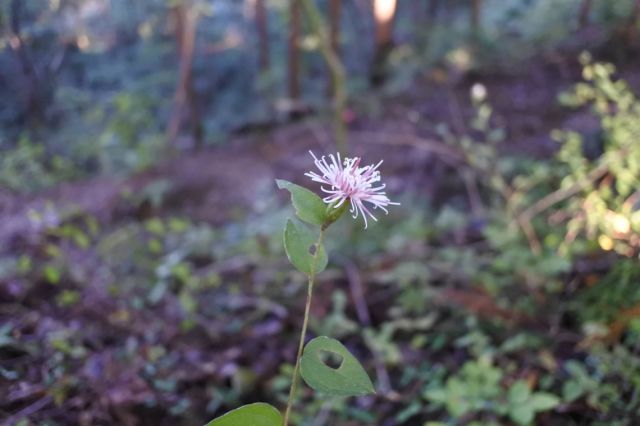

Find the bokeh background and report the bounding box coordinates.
[1,0,640,425]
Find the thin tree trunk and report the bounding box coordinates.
[410,0,425,29]
[428,0,441,22]
[288,0,301,103]
[628,0,640,41]
[167,3,202,147]
[255,0,270,72]
[471,0,481,32]
[329,0,341,56]
[444,0,458,19]
[9,0,44,123]
[327,0,341,97]
[578,0,593,28]
[373,0,396,48]
[371,0,397,86]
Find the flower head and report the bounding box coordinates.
[305,151,399,228]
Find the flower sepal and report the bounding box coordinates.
[322,199,351,230]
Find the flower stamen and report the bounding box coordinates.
[305,151,399,228]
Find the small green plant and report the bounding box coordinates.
[0,136,75,193]
[561,360,618,411]
[205,152,399,425]
[425,358,559,425]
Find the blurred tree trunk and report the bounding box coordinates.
[444,0,461,19]
[327,0,341,97]
[428,0,441,22]
[578,0,593,28]
[288,0,301,104]
[8,0,45,124]
[167,2,203,148]
[371,0,397,86]
[471,0,481,32]
[410,1,425,41]
[629,0,640,41]
[255,0,270,72]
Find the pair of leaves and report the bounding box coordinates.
[301,336,375,396]
[204,403,281,426]
[277,179,329,275]
[507,380,560,425]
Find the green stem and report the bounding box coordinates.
[283,228,325,426]
[299,0,348,155]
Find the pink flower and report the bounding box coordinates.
[305,151,400,228]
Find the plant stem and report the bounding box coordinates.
[283,229,325,426]
[299,0,348,155]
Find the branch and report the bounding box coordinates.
[517,146,630,254]
[343,260,392,395]
[519,159,610,223]
[352,131,466,163]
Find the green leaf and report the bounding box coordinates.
[300,336,375,396]
[276,179,327,225]
[562,380,584,402]
[204,403,282,426]
[508,380,531,404]
[423,388,448,404]
[529,393,560,411]
[44,265,61,284]
[509,405,534,425]
[284,220,328,274]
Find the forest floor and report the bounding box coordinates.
[2,46,640,426]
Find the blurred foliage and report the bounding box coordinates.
[425,358,559,425]
[555,53,640,257]
[2,0,638,192]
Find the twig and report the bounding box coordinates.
[519,162,610,223]
[343,260,392,395]
[344,260,371,325]
[517,214,542,255]
[216,295,288,318]
[357,131,485,215]
[3,396,52,425]
[461,169,485,216]
[310,399,334,426]
[517,142,634,254]
[307,122,334,151]
[447,89,468,136]
[623,190,640,211]
[351,131,465,163]
[3,385,46,407]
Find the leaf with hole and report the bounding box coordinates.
[284,219,328,274]
[300,336,375,396]
[276,179,327,226]
[204,403,282,426]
